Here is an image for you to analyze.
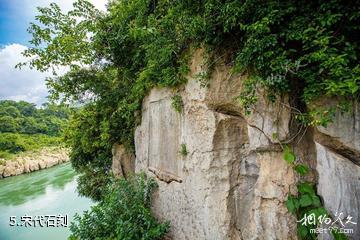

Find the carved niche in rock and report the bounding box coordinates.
[148,98,182,183]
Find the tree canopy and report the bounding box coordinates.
[0,100,69,159]
[0,100,69,136]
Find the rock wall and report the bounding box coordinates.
[0,148,69,178]
[113,49,360,239]
[112,144,135,179]
[133,49,297,240]
[314,100,360,240]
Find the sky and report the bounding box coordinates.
[0,0,107,105]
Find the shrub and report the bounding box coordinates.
[179,143,188,156]
[171,95,183,113]
[69,174,170,240]
[0,116,20,133]
[0,134,26,153]
[0,133,62,156]
[76,168,112,201]
[0,100,70,136]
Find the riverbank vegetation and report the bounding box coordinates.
[69,174,169,240]
[0,100,69,159]
[19,0,359,239]
[0,133,62,160]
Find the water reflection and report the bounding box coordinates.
[0,162,93,240]
[0,163,76,206]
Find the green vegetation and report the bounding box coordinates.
[0,100,69,159]
[0,133,62,159]
[62,103,113,201]
[283,146,348,240]
[0,100,69,136]
[179,143,188,156]
[171,95,183,113]
[69,174,169,240]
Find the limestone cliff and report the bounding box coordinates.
[0,147,69,178]
[113,49,360,240]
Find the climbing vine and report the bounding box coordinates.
[283,146,348,240]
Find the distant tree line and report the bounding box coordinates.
[0,100,70,158]
[0,100,69,136]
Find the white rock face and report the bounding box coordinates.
[317,100,360,153]
[3,161,17,177]
[314,101,360,240]
[0,148,69,178]
[244,90,291,150]
[316,143,360,240]
[134,49,297,239]
[0,165,4,178]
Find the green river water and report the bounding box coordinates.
[0,162,93,240]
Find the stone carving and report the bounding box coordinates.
[148,98,182,182]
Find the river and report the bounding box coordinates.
[0,162,93,240]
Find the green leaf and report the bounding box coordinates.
[311,195,321,207]
[297,182,315,195]
[297,224,308,238]
[307,207,328,221]
[299,194,313,207]
[286,195,299,214]
[294,164,309,176]
[283,146,296,164]
[316,207,328,216]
